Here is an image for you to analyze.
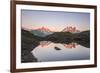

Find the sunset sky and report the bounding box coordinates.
[21,9,90,32]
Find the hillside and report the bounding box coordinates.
[73,30,90,48]
[45,32,73,43]
[21,29,42,63]
[44,30,90,47]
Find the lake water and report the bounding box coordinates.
[31,41,90,62]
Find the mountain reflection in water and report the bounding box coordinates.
[31,41,90,62]
[39,41,78,49]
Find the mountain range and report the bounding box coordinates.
[30,26,80,37]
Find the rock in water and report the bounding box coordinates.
[54,47,61,50]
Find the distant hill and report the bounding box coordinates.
[44,30,90,47]
[73,30,90,41]
[73,30,90,48]
[45,32,73,43]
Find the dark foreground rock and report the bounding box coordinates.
[21,29,42,63]
[54,47,61,50]
[21,51,37,63]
